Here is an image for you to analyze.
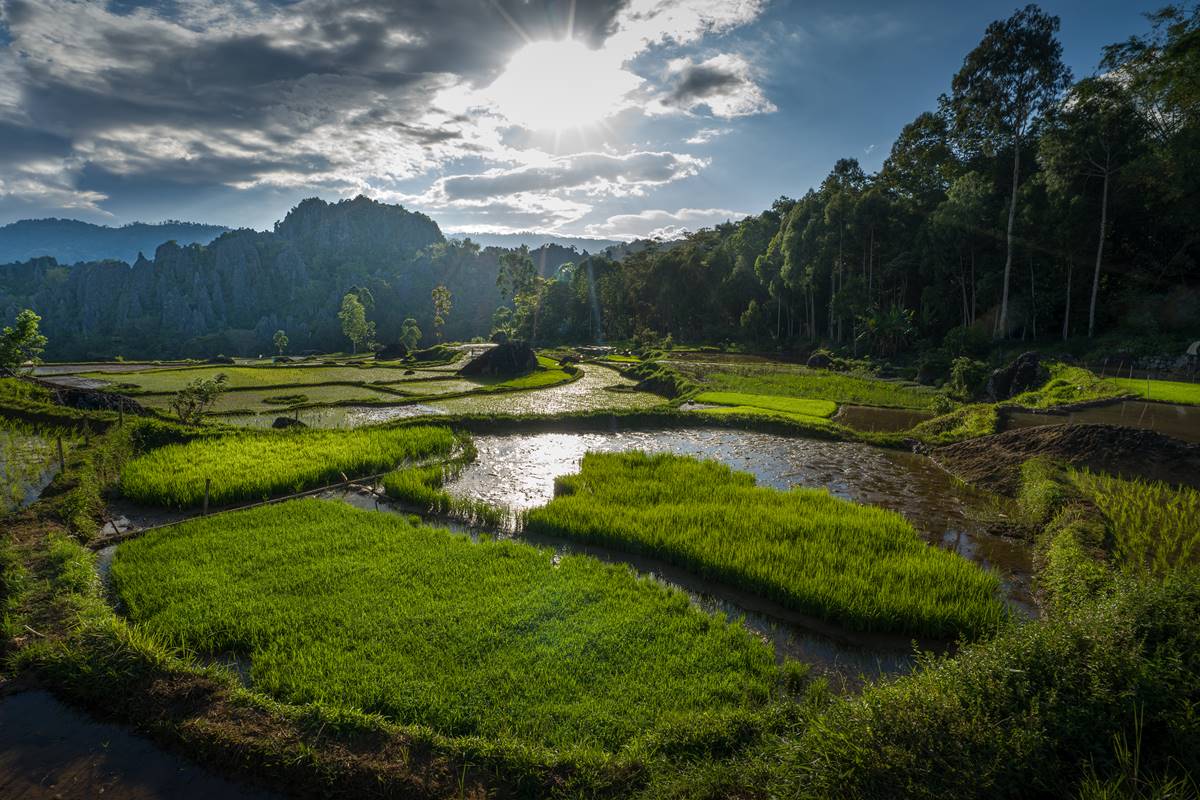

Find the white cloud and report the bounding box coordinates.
[607,0,766,60]
[585,207,748,240]
[659,54,776,118]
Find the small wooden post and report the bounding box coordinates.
[203,478,211,516]
[56,436,65,471]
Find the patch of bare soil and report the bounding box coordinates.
[932,423,1200,495]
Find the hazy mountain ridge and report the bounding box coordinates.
[0,218,231,266]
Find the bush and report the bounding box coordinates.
[943,325,992,358]
[949,357,989,401]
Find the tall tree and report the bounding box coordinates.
[946,4,1071,338]
[399,318,422,351]
[338,292,374,354]
[1040,77,1146,337]
[273,329,289,355]
[431,285,452,342]
[0,309,48,375]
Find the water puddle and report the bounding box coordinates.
[214,404,448,429]
[834,404,933,432]
[1004,400,1200,444]
[1,429,63,513]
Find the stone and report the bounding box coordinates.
[986,351,1047,401]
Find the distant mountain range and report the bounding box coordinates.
[448,231,622,253]
[0,218,232,265]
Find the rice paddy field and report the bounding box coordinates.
[119,425,457,508]
[1109,376,1200,405]
[523,452,1007,639]
[137,383,408,413]
[0,421,70,512]
[110,499,778,752]
[682,365,938,410]
[430,363,664,415]
[1069,469,1200,573]
[79,364,449,392]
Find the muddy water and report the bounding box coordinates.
[1004,400,1200,444]
[834,404,933,432]
[214,403,449,429]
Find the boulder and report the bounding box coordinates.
[374,342,409,360]
[459,341,538,378]
[490,330,510,344]
[272,416,307,429]
[806,351,832,369]
[986,351,1047,401]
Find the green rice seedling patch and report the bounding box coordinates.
[119,425,456,508]
[700,369,937,410]
[1069,469,1200,573]
[694,392,838,418]
[1109,377,1200,405]
[110,499,777,752]
[524,452,1006,639]
[1008,364,1125,409]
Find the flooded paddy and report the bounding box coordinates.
[1005,400,1200,443]
[834,404,934,432]
[214,403,449,429]
[1,427,63,512]
[429,364,664,415]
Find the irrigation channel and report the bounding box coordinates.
[95,426,1032,687]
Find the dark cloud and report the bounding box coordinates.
[669,62,744,104]
[438,151,703,201]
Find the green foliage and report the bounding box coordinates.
[1017,456,1074,524]
[338,292,375,354]
[942,325,992,358]
[431,284,452,342]
[399,317,422,351]
[167,372,228,424]
[781,569,1200,798]
[524,452,1006,639]
[381,461,503,526]
[0,309,48,373]
[1009,363,1124,408]
[949,356,989,400]
[272,329,288,356]
[906,404,998,445]
[622,361,698,399]
[111,499,778,752]
[119,425,456,508]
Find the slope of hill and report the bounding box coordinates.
[0,218,231,265]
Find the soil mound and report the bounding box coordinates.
[933,423,1200,494]
[459,341,537,377]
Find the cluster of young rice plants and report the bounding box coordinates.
[700,369,936,409]
[0,420,70,512]
[693,392,838,420]
[110,499,777,752]
[1069,468,1200,574]
[523,452,1007,639]
[1109,376,1200,405]
[119,426,456,508]
[382,462,504,526]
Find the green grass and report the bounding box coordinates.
[1009,363,1125,409]
[1069,469,1200,574]
[119,426,456,508]
[381,454,504,526]
[694,392,838,419]
[110,499,778,752]
[523,452,1006,639]
[1110,377,1200,405]
[907,404,999,445]
[701,369,936,409]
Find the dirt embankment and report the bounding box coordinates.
[933,423,1200,495]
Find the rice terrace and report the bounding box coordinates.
[2,2,1200,799]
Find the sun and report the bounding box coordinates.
[485,39,640,131]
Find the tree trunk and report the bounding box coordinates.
[1029,255,1036,340]
[996,137,1021,339]
[1062,257,1072,341]
[1089,169,1109,339]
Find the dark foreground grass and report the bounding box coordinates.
[523,452,1006,639]
[110,499,777,753]
[119,425,456,508]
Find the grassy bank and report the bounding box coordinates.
[1109,376,1200,405]
[119,425,456,508]
[524,452,1006,639]
[111,499,778,752]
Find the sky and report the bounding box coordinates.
[0,0,1161,240]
